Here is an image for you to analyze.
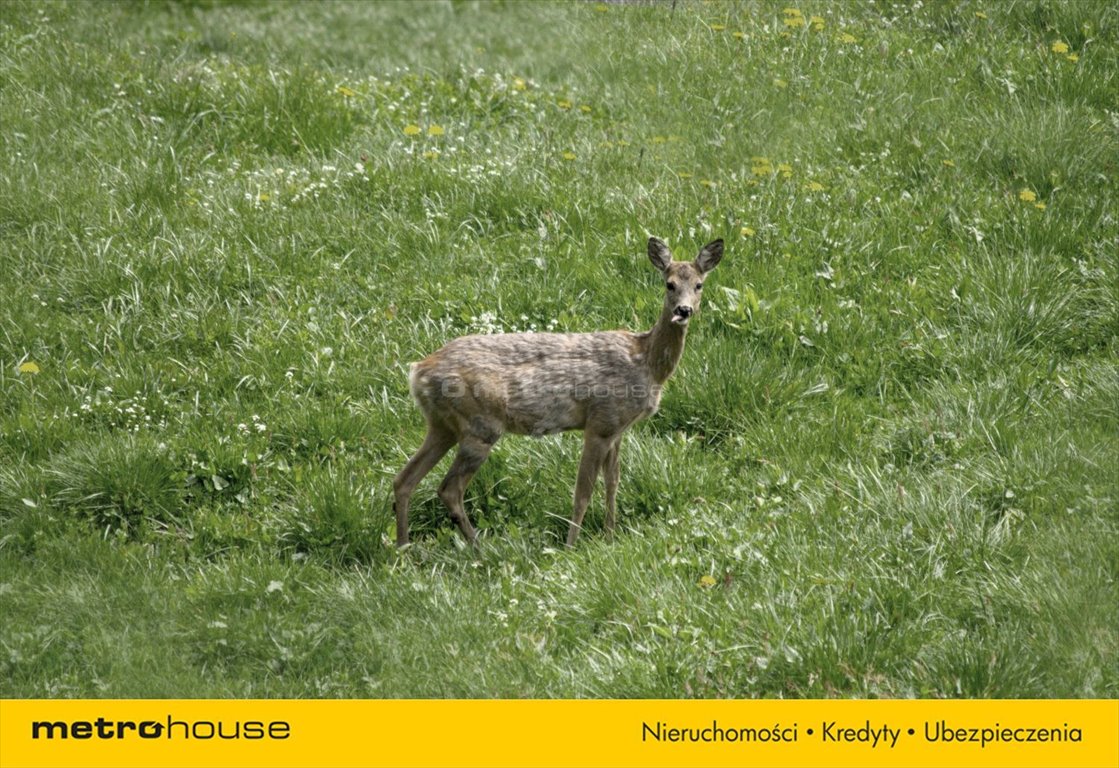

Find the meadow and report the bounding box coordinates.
[0,0,1116,698]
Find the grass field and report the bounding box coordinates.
[1,0,1116,698]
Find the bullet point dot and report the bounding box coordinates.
[807,729,814,735]
[907,728,915,735]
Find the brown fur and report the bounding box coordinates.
[393,237,724,547]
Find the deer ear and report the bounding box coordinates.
[695,239,724,273]
[648,237,672,273]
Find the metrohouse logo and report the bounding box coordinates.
[31,716,290,741]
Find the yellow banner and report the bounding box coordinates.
[1,699,1116,768]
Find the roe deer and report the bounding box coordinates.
[393,236,724,547]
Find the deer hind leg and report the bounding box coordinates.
[602,437,621,541]
[437,430,499,545]
[393,423,457,546]
[565,432,612,548]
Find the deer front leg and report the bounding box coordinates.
[566,432,611,547]
[603,438,621,541]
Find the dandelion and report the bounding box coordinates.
[810,15,825,30]
[336,85,357,97]
[710,24,726,31]
[942,159,955,168]
[733,31,746,40]
[1018,188,1037,202]
[422,150,440,160]
[513,77,527,91]
[18,361,40,375]
[402,124,421,136]
[562,151,576,161]
[579,104,592,113]
[783,8,806,28]
[751,157,773,176]
[777,162,793,178]
[557,99,572,110]
[258,192,271,201]
[427,124,445,136]
[805,181,826,192]
[1034,202,1047,210]
[699,575,717,588]
[839,32,858,44]
[740,226,756,237]
[1050,41,1069,54]
[1066,53,1079,62]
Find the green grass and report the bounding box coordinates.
[1,0,1116,698]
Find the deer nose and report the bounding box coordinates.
[674,305,693,319]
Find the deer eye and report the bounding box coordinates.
[666,281,677,291]
[696,282,703,290]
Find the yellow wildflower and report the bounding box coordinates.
[1050,41,1069,54]
[18,361,40,375]
[1034,202,1047,210]
[733,31,746,40]
[942,159,955,168]
[974,11,987,19]
[810,15,825,30]
[422,150,440,160]
[839,32,858,44]
[751,157,773,176]
[700,179,717,188]
[594,3,608,11]
[783,8,803,17]
[1018,188,1037,202]
[773,78,788,89]
[579,104,592,113]
[740,226,756,237]
[677,171,694,179]
[336,85,357,98]
[777,162,793,178]
[805,181,826,192]
[711,24,726,32]
[699,575,717,588]
[557,99,572,110]
[427,124,445,137]
[562,151,576,161]
[784,14,806,28]
[513,77,527,91]
[402,124,421,136]
[1066,53,1079,62]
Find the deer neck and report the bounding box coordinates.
[642,305,688,384]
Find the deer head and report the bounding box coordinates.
[648,237,724,326]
